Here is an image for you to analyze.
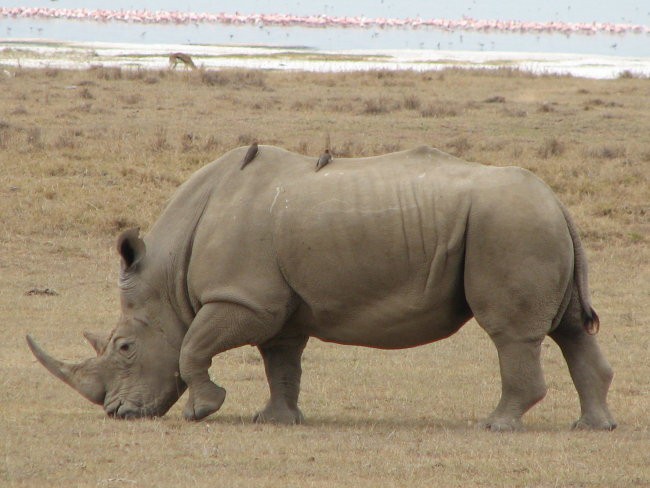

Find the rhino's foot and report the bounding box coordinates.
[479,416,523,432]
[183,383,226,421]
[253,405,304,425]
[572,414,617,431]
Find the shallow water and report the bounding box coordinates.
[1,0,649,57]
[0,1,648,79]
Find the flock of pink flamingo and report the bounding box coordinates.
[1,7,648,36]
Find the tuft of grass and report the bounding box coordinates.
[203,135,221,152]
[79,87,94,100]
[585,145,627,160]
[446,136,471,156]
[537,137,565,158]
[53,130,79,149]
[120,93,142,106]
[420,102,458,118]
[150,127,170,152]
[484,95,506,103]
[537,102,556,113]
[237,133,256,145]
[44,67,60,78]
[26,127,44,150]
[91,65,123,80]
[197,68,268,88]
[361,97,399,115]
[180,133,195,152]
[403,94,422,110]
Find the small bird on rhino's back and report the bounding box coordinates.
[315,149,332,172]
[240,142,259,170]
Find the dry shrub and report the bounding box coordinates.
[237,133,256,145]
[503,107,527,117]
[203,135,221,152]
[150,127,170,152]
[44,67,60,78]
[108,216,140,233]
[0,121,12,149]
[585,145,627,160]
[484,95,506,103]
[53,130,78,149]
[199,69,267,88]
[583,98,622,110]
[124,68,146,80]
[537,102,556,113]
[120,93,142,105]
[91,66,123,80]
[446,136,471,156]
[331,140,356,157]
[618,70,644,79]
[295,140,310,155]
[420,102,458,118]
[74,102,93,113]
[292,99,318,111]
[26,127,44,149]
[537,137,565,158]
[362,97,399,115]
[79,87,94,100]
[180,133,195,152]
[403,94,422,110]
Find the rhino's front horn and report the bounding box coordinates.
[26,335,106,405]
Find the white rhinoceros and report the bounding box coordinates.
[27,145,616,431]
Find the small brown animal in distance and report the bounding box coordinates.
[169,53,197,70]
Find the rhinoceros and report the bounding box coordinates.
[27,145,616,431]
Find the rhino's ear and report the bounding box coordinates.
[117,227,146,272]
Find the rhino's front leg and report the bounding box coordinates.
[180,302,276,421]
[254,334,308,425]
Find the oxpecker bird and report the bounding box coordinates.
[315,149,332,172]
[240,142,259,170]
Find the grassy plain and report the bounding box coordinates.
[0,66,648,487]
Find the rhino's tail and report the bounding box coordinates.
[559,202,600,335]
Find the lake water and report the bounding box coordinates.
[2,0,649,55]
[0,0,648,78]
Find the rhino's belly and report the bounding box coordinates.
[293,290,472,349]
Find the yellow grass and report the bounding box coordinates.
[0,66,648,487]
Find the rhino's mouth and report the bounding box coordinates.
[105,399,151,419]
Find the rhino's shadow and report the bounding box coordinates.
[200,413,471,431]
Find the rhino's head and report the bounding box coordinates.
[27,228,187,418]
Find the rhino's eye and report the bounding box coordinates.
[116,340,135,358]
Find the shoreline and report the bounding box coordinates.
[2,38,649,79]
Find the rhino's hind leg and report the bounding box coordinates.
[180,302,279,421]
[550,312,616,430]
[254,334,308,425]
[480,336,548,431]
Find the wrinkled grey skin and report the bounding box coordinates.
[27,145,616,430]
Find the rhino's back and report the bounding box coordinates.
[268,146,481,347]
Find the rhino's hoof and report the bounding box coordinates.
[183,384,226,421]
[572,416,617,431]
[479,417,523,432]
[253,406,304,425]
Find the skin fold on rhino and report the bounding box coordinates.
[27,145,616,431]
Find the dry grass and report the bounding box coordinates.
[1,66,649,487]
